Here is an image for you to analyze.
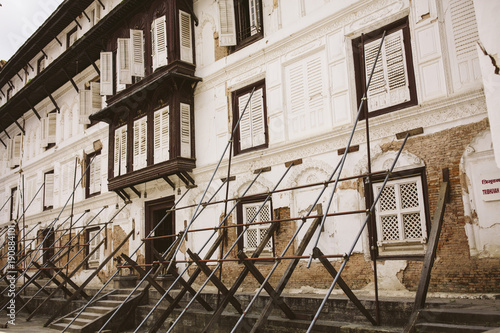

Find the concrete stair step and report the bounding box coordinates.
[420,308,500,327]
[59,317,94,325]
[416,322,495,333]
[86,305,115,314]
[50,322,85,333]
[96,300,124,307]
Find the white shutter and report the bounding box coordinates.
[89,154,101,195]
[179,11,193,63]
[217,0,237,46]
[88,229,101,265]
[47,113,57,145]
[100,52,113,96]
[133,117,147,170]
[154,106,170,163]
[286,54,326,136]
[117,38,132,85]
[41,116,49,147]
[9,135,22,168]
[44,173,54,208]
[238,88,265,151]
[91,82,101,112]
[152,16,168,71]
[249,0,260,36]
[130,29,145,77]
[79,89,92,124]
[364,29,410,112]
[114,125,127,177]
[61,162,71,198]
[94,3,101,23]
[180,103,191,158]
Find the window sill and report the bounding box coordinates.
[378,240,426,258]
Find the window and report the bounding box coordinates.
[67,27,78,49]
[90,3,101,27]
[37,56,46,74]
[371,170,430,257]
[86,151,102,198]
[237,198,274,254]
[39,228,55,264]
[43,170,54,210]
[154,106,170,163]
[10,187,18,221]
[113,125,127,177]
[217,0,263,48]
[152,16,168,71]
[133,116,147,171]
[180,103,192,158]
[79,82,101,124]
[100,52,113,96]
[285,53,327,137]
[86,227,101,269]
[232,81,267,155]
[41,111,57,149]
[352,17,417,118]
[179,11,193,63]
[8,134,22,168]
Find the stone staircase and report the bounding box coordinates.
[49,289,142,333]
[415,307,500,332]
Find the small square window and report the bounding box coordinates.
[236,197,274,255]
[232,80,268,155]
[352,17,417,118]
[370,169,430,257]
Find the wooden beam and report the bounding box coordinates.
[313,247,376,325]
[162,176,176,190]
[25,98,41,120]
[62,68,79,93]
[129,185,141,198]
[54,36,63,46]
[44,230,134,326]
[404,180,450,333]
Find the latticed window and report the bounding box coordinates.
[373,176,427,246]
[242,201,273,253]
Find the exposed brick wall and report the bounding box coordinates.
[188,119,499,294]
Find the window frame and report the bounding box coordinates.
[234,0,263,49]
[66,26,78,49]
[232,80,268,155]
[352,17,417,119]
[85,151,102,199]
[85,227,101,269]
[10,187,18,221]
[367,167,431,259]
[236,195,274,256]
[43,170,54,211]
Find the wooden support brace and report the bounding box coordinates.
[8,113,25,135]
[0,138,5,149]
[16,73,23,81]
[45,89,60,113]
[201,220,281,333]
[313,247,376,325]
[176,172,190,187]
[152,248,213,312]
[32,262,80,299]
[148,233,224,333]
[74,18,82,29]
[48,260,91,299]
[62,69,79,93]
[25,98,41,120]
[26,237,106,321]
[129,186,141,198]
[120,254,169,297]
[82,10,91,22]
[181,171,195,186]
[162,176,176,190]
[96,0,105,9]
[85,51,100,75]
[187,249,243,314]
[44,229,134,326]
[237,251,296,319]
[250,205,323,333]
[55,36,62,46]
[404,180,450,333]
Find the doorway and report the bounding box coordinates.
[145,196,175,265]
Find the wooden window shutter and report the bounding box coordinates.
[61,162,72,198]
[130,29,145,77]
[179,11,193,63]
[364,29,410,112]
[44,173,54,208]
[117,38,132,85]
[249,0,260,36]
[95,2,101,22]
[133,117,147,170]
[41,116,49,147]
[47,113,57,145]
[238,88,265,151]
[100,52,113,96]
[154,106,170,163]
[79,89,92,124]
[8,135,22,168]
[152,16,168,71]
[114,125,127,177]
[91,82,101,113]
[217,0,237,46]
[89,154,101,195]
[180,103,191,158]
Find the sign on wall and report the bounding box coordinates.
[480,172,500,201]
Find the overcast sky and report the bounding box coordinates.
[0,0,65,62]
